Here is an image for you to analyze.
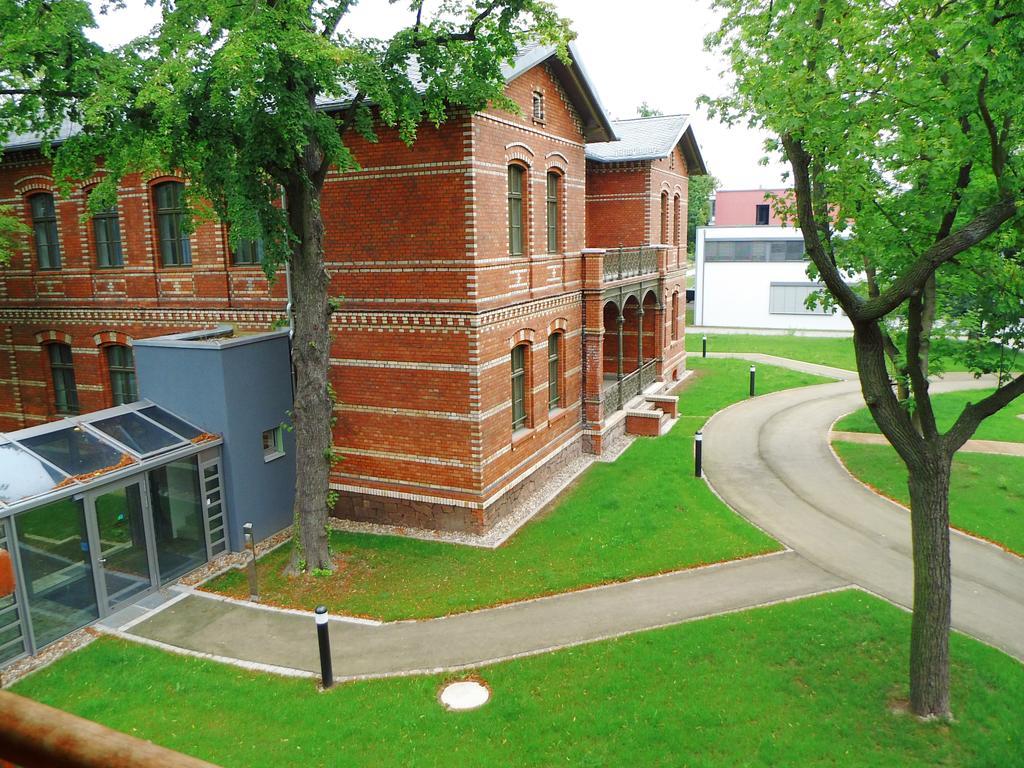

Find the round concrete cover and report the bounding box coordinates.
[439,680,490,711]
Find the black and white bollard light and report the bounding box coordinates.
[749,365,756,397]
[702,335,707,358]
[315,605,334,689]
[243,521,259,602]
[694,430,703,478]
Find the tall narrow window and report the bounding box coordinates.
[532,91,545,121]
[511,344,528,431]
[547,334,562,410]
[107,345,138,405]
[49,344,79,414]
[93,206,123,267]
[154,181,192,266]
[660,191,669,244]
[508,165,524,257]
[30,193,61,270]
[546,172,559,254]
[233,238,264,265]
[755,203,770,226]
[673,194,682,246]
[671,292,680,341]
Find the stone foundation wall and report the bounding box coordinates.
[330,435,585,535]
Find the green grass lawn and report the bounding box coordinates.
[833,441,1024,555]
[689,333,1022,376]
[205,359,828,620]
[835,388,1024,443]
[692,332,859,369]
[14,590,1024,767]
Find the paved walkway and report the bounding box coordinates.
[705,351,857,381]
[831,430,1024,457]
[124,551,846,680]
[686,326,853,339]
[703,373,1024,661]
[119,354,1023,677]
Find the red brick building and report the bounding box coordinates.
[0,43,706,535]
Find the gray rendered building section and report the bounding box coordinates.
[133,328,295,551]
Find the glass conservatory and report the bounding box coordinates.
[0,401,227,666]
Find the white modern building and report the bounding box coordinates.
[693,225,853,331]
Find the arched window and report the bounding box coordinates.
[547,333,562,410]
[48,343,78,414]
[511,343,530,431]
[107,345,137,405]
[508,165,525,256]
[30,193,61,270]
[673,194,682,246]
[546,172,560,254]
[660,191,669,244]
[671,292,680,341]
[153,181,191,266]
[93,205,123,268]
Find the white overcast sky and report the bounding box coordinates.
[85,0,789,189]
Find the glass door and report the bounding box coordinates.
[87,481,155,613]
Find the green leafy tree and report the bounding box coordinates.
[687,173,718,251]
[1,0,103,265]
[2,0,572,571]
[636,101,662,118]
[706,0,1023,718]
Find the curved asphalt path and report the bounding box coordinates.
[117,357,1022,678]
[703,372,1024,661]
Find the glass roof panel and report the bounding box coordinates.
[0,441,71,504]
[18,426,134,479]
[89,412,184,456]
[138,406,204,439]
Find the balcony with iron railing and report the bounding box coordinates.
[601,246,660,282]
[582,244,683,293]
[600,358,660,414]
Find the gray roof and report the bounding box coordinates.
[5,42,616,152]
[4,119,79,153]
[585,114,708,174]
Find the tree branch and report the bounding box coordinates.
[415,0,501,47]
[944,374,1024,452]
[0,88,82,98]
[781,133,864,314]
[905,286,937,439]
[859,197,1018,321]
[977,71,1009,183]
[319,0,356,40]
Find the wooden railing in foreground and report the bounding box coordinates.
[0,690,220,768]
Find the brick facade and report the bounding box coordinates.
[0,51,702,534]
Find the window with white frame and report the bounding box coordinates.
[532,91,545,121]
[768,283,832,315]
[262,426,285,461]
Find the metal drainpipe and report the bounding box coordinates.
[281,191,296,402]
[281,191,295,341]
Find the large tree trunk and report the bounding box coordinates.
[906,453,953,719]
[852,321,954,718]
[285,167,334,573]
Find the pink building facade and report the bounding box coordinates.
[712,189,791,227]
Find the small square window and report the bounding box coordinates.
[262,426,285,462]
[755,204,770,226]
